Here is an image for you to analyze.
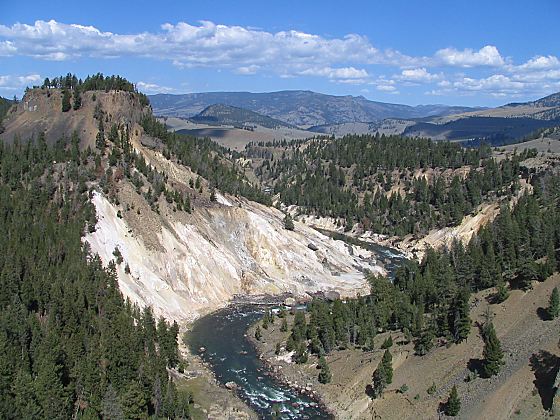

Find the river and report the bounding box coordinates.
[186,241,406,419]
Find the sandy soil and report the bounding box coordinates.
[254,275,560,419]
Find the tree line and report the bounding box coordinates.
[254,134,534,236]
[141,115,271,205]
[0,135,193,418]
[271,168,560,402]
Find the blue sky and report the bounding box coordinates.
[1,0,559,106]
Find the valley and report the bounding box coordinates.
[0,74,559,419]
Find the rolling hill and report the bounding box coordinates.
[190,103,295,129]
[149,90,481,128]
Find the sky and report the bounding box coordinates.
[1,0,559,106]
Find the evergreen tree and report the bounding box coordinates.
[293,342,309,364]
[96,120,105,151]
[548,287,559,319]
[371,366,387,398]
[121,382,148,420]
[494,278,509,303]
[102,384,124,420]
[317,356,332,384]
[284,213,295,231]
[371,349,393,398]
[450,289,471,343]
[482,322,504,377]
[445,385,461,416]
[73,89,82,110]
[255,325,262,341]
[61,89,71,112]
[381,349,393,384]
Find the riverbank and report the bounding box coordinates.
[184,305,332,419]
[175,339,258,419]
[249,276,560,419]
[248,312,411,419]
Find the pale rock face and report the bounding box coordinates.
[85,192,382,323]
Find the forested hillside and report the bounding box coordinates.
[250,135,532,236]
[0,97,14,134]
[274,168,560,362]
[0,135,193,418]
[141,115,271,205]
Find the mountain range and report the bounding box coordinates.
[149,90,483,128]
[151,90,560,145]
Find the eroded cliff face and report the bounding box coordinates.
[4,87,381,324]
[85,187,380,323]
[1,89,147,146]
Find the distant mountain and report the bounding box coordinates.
[507,91,560,108]
[149,90,483,128]
[190,103,295,129]
[436,91,560,122]
[404,116,560,145]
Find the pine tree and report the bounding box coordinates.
[494,277,509,303]
[61,89,71,112]
[96,120,105,151]
[381,349,393,384]
[445,385,461,416]
[548,287,559,319]
[102,384,124,420]
[294,342,308,364]
[482,322,504,377]
[280,317,288,332]
[255,325,262,341]
[371,365,387,398]
[73,89,82,110]
[284,213,295,231]
[318,356,332,384]
[450,289,471,343]
[121,382,147,420]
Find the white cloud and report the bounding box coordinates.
[235,65,260,75]
[1,20,559,100]
[136,81,175,94]
[398,67,440,82]
[515,55,560,71]
[376,84,397,92]
[0,20,415,77]
[435,45,505,67]
[0,74,42,91]
[299,66,368,80]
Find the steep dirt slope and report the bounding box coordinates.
[255,275,560,419]
[74,94,381,323]
[0,88,147,146]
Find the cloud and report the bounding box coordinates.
[376,84,398,92]
[0,19,414,79]
[0,74,42,91]
[515,55,560,71]
[235,65,260,75]
[435,45,505,67]
[298,66,368,80]
[398,67,440,82]
[136,81,175,94]
[1,20,559,100]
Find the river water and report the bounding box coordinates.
[186,241,406,419]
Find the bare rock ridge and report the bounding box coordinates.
[1,88,381,323]
[1,88,146,146]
